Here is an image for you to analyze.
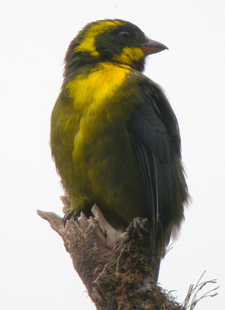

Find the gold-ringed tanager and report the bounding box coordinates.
[50,19,189,279]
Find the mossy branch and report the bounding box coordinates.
[37,198,218,310]
[37,199,183,310]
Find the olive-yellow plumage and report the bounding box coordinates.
[50,19,189,279]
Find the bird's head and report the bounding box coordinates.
[64,19,168,78]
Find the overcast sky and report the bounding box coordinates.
[1,0,224,309]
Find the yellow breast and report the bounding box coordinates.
[66,62,131,114]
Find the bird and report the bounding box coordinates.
[50,19,189,281]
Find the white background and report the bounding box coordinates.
[1,0,224,309]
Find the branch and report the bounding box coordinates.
[37,200,183,310]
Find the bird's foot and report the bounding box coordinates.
[63,207,94,227]
[63,210,80,227]
[126,217,149,239]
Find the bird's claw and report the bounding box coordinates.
[63,210,79,227]
[126,217,149,239]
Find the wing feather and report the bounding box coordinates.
[128,81,184,256]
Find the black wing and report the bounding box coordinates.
[128,80,186,255]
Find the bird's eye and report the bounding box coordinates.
[119,31,131,41]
